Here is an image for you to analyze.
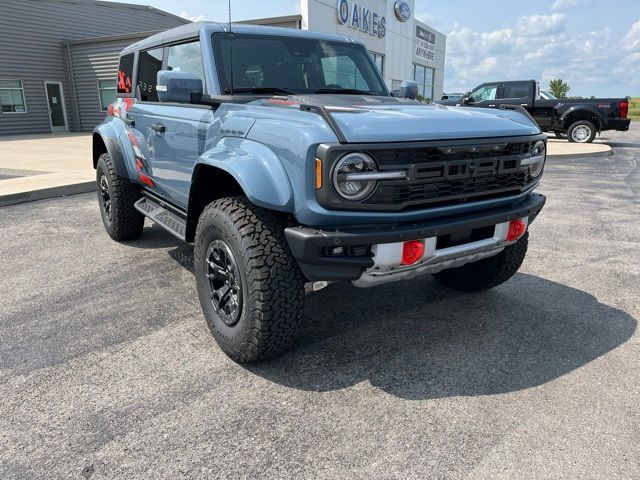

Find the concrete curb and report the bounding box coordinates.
[0,181,96,207]
[547,148,613,159]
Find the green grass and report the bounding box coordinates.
[629,98,640,120]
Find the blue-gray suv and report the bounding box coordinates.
[93,22,547,362]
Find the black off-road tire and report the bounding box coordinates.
[432,232,528,292]
[567,120,596,143]
[96,153,144,241]
[194,197,305,363]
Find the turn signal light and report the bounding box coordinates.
[401,240,425,265]
[315,158,322,190]
[506,220,527,242]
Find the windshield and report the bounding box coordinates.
[212,33,388,96]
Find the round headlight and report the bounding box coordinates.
[332,152,378,201]
[528,140,546,178]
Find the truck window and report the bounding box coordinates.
[212,33,387,95]
[117,53,134,94]
[501,82,529,99]
[138,47,163,102]
[167,41,206,88]
[470,84,497,102]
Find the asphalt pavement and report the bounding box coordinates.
[1,126,639,479]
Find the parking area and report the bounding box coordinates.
[1,125,639,479]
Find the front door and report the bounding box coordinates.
[45,82,68,133]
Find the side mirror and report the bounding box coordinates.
[462,96,471,105]
[398,80,419,100]
[156,70,203,104]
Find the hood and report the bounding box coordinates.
[261,95,540,143]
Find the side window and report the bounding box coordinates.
[117,53,134,94]
[138,47,163,102]
[501,82,529,99]
[471,84,497,102]
[167,42,206,87]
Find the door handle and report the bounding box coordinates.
[151,123,166,133]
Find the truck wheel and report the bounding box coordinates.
[567,120,596,143]
[554,131,567,139]
[194,197,305,363]
[96,153,144,241]
[432,232,528,292]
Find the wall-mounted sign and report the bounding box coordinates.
[394,1,411,22]
[336,0,386,38]
[415,25,436,63]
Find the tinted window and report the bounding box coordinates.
[98,80,116,111]
[212,33,387,95]
[501,83,529,99]
[471,84,497,102]
[167,41,206,87]
[138,48,163,102]
[117,53,134,94]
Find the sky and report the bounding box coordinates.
[105,0,640,97]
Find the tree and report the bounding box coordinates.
[548,79,571,99]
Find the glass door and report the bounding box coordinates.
[45,82,68,133]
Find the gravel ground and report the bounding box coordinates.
[1,125,639,479]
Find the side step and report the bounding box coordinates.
[134,196,187,241]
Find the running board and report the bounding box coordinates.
[135,196,186,241]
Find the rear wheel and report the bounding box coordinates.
[567,120,596,143]
[194,197,305,363]
[432,232,528,292]
[96,153,144,241]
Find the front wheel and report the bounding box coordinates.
[194,197,305,363]
[432,232,528,292]
[567,120,596,143]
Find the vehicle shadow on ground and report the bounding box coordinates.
[162,243,637,400]
[245,273,636,400]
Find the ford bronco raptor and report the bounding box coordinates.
[93,22,547,362]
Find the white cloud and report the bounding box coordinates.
[179,10,207,22]
[551,0,579,11]
[515,13,566,37]
[621,19,640,52]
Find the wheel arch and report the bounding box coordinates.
[93,123,130,178]
[560,106,601,131]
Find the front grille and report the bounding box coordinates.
[315,137,542,212]
[367,171,530,207]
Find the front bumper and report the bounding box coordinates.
[285,192,546,282]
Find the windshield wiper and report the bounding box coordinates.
[223,87,297,95]
[314,88,380,95]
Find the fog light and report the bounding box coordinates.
[506,220,527,242]
[401,240,425,265]
[329,246,344,256]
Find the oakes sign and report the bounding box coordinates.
[336,0,387,38]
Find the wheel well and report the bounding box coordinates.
[186,165,246,242]
[93,133,108,169]
[563,111,600,131]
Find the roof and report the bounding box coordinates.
[27,0,191,25]
[122,22,364,54]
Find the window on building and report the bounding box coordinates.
[412,64,434,101]
[98,80,116,111]
[370,52,384,75]
[117,53,134,94]
[138,47,164,102]
[167,41,206,88]
[0,79,27,113]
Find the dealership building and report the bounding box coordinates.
[243,0,447,101]
[0,0,445,136]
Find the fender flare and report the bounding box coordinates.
[93,121,132,179]
[559,105,602,130]
[192,137,295,211]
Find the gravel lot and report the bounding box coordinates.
[1,126,639,479]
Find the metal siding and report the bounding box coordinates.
[69,39,140,131]
[0,0,188,136]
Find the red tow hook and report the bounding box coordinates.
[401,240,425,265]
[506,219,527,242]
